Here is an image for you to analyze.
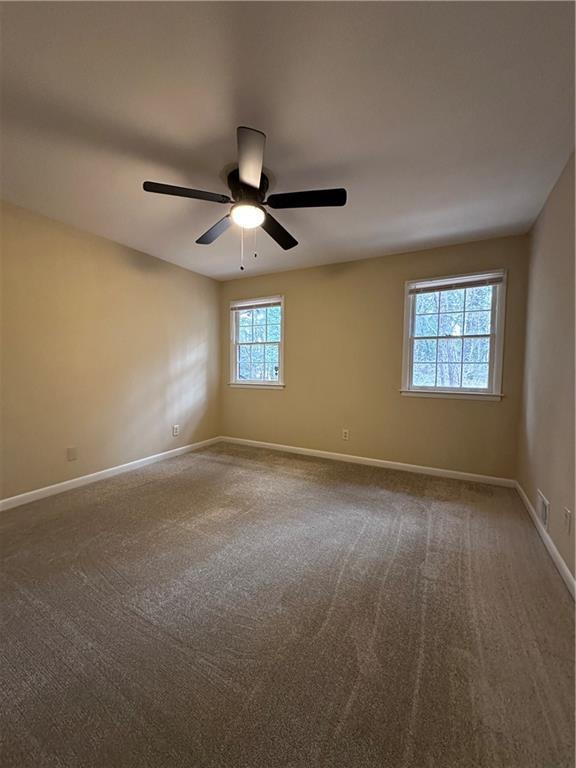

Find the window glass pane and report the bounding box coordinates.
[265,362,279,381]
[464,311,491,335]
[437,338,462,363]
[439,313,463,337]
[466,286,493,311]
[251,344,264,363]
[238,325,253,343]
[413,339,436,363]
[462,363,489,388]
[415,292,438,315]
[267,324,281,342]
[267,306,281,324]
[463,337,490,363]
[239,345,251,363]
[414,314,438,337]
[251,363,264,380]
[254,308,267,324]
[239,310,253,326]
[265,344,279,363]
[412,363,436,387]
[238,359,251,380]
[437,363,461,387]
[253,325,266,342]
[440,289,465,312]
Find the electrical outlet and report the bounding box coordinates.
[342,428,350,441]
[537,490,550,529]
[172,424,180,437]
[564,508,572,535]
[66,447,78,462]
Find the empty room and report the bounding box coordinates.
[1,2,574,766]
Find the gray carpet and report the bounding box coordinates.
[1,443,574,767]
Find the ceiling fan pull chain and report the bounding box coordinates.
[253,228,258,259]
[240,228,245,271]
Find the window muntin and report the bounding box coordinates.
[403,271,506,396]
[230,297,284,385]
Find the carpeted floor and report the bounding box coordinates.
[1,443,574,768]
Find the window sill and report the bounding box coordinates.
[400,389,503,401]
[229,382,285,390]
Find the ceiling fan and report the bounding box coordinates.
[143,127,347,251]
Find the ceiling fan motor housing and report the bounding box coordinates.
[227,168,269,203]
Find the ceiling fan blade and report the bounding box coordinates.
[261,213,298,250]
[196,215,231,245]
[266,188,347,209]
[237,126,266,188]
[143,181,230,204]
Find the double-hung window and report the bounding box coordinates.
[229,296,284,386]
[402,270,506,398]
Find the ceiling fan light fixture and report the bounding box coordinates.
[230,203,265,229]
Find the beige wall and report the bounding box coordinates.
[517,155,575,575]
[1,202,220,499]
[220,236,529,479]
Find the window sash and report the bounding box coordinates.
[234,342,281,382]
[409,335,494,392]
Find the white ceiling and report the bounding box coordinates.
[1,2,573,280]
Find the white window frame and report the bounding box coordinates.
[401,270,507,400]
[229,296,285,388]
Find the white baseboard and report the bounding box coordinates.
[514,482,575,599]
[222,437,574,599]
[0,435,516,513]
[5,435,572,601]
[219,436,516,487]
[0,437,221,512]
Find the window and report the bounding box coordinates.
[401,270,506,398]
[229,296,284,386]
